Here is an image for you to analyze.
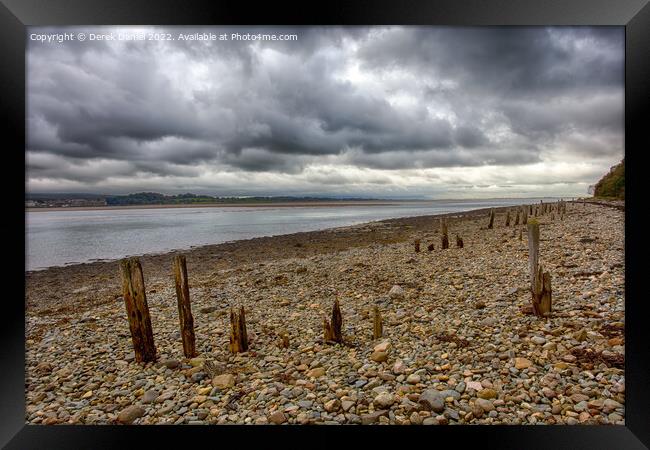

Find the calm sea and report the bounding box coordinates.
[25,198,557,271]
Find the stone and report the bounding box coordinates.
[161,359,180,369]
[388,285,405,300]
[419,389,445,413]
[117,405,145,424]
[374,341,391,353]
[608,337,624,346]
[570,393,590,403]
[444,408,460,421]
[324,399,341,412]
[410,411,423,425]
[406,374,421,385]
[306,367,326,378]
[514,357,533,370]
[541,387,556,399]
[466,381,483,391]
[588,399,604,409]
[361,410,389,425]
[603,399,623,412]
[379,372,396,381]
[189,357,205,367]
[35,362,53,374]
[370,351,388,363]
[393,360,406,374]
[268,411,287,424]
[197,387,212,395]
[439,390,461,401]
[142,390,158,404]
[341,400,355,412]
[608,412,623,422]
[574,401,588,412]
[211,374,236,389]
[374,392,395,408]
[531,336,546,345]
[579,411,591,423]
[478,389,497,400]
[562,354,577,363]
[480,317,498,327]
[574,329,588,342]
[475,398,494,412]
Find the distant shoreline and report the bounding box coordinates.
[25,197,573,213]
[25,200,404,212]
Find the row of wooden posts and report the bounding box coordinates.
[413,218,463,253]
[119,200,567,363]
[119,254,251,363]
[412,200,565,316]
[488,199,567,230]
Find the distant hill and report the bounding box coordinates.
[26,192,107,201]
[104,192,379,206]
[593,159,624,199]
[26,192,382,208]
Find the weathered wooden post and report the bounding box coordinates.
[505,209,511,227]
[119,258,156,363]
[456,235,464,248]
[324,298,343,343]
[173,254,197,358]
[441,218,449,249]
[527,219,552,317]
[522,206,528,225]
[229,306,249,353]
[414,239,421,253]
[529,204,533,215]
[488,209,495,229]
[514,209,520,226]
[373,306,383,340]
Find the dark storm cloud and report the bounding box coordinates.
[358,27,623,96]
[26,26,623,195]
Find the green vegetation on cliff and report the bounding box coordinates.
[594,159,624,199]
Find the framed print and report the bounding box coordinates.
[2,0,649,448]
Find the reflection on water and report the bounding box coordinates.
[25,198,554,271]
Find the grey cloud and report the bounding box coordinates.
[358,27,623,96]
[454,125,490,148]
[26,26,623,195]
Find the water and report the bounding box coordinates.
[25,198,556,271]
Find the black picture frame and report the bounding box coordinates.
[3,0,648,448]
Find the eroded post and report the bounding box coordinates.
[173,254,197,358]
[119,258,156,363]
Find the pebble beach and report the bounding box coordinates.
[25,200,625,425]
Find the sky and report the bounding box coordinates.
[26,26,624,199]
